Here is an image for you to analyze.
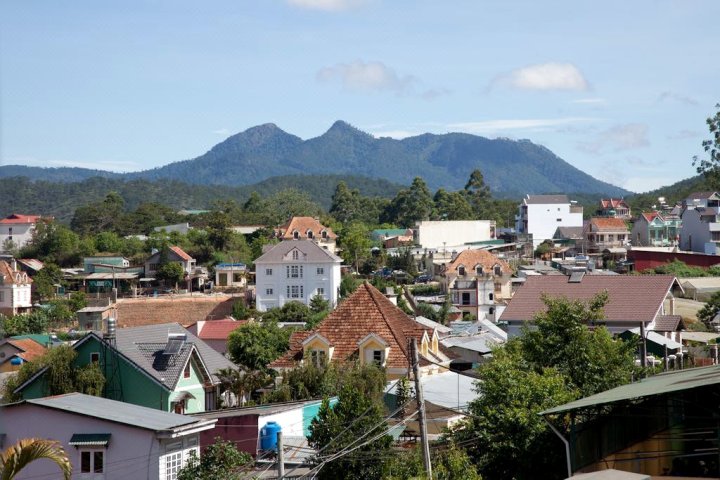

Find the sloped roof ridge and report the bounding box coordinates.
[363,282,412,357]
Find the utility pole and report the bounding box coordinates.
[277,430,285,479]
[410,338,432,479]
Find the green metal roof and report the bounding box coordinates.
[541,365,720,415]
[69,433,111,446]
[10,334,52,345]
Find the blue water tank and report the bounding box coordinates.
[260,421,282,451]
[10,357,23,365]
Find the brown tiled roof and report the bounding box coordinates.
[653,315,684,332]
[115,297,234,328]
[169,246,192,261]
[277,217,337,240]
[640,212,660,223]
[588,217,629,232]
[0,260,32,285]
[271,282,440,369]
[7,338,46,362]
[0,214,41,224]
[499,275,677,324]
[445,249,511,276]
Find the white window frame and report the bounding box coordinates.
[317,287,325,297]
[161,449,183,480]
[316,267,324,275]
[310,349,326,367]
[265,288,273,295]
[287,285,304,299]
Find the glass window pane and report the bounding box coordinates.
[81,451,91,473]
[94,451,104,472]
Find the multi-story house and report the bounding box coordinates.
[14,323,236,414]
[275,216,338,253]
[631,211,681,247]
[597,198,632,219]
[0,259,33,316]
[582,217,630,253]
[414,220,496,250]
[442,249,512,322]
[682,191,720,209]
[0,214,42,252]
[679,206,720,254]
[516,195,584,248]
[145,246,207,289]
[270,282,454,379]
[254,240,342,312]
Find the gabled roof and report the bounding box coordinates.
[16,393,215,432]
[499,275,677,324]
[554,226,584,239]
[587,217,629,232]
[169,246,192,261]
[254,239,342,264]
[4,338,46,363]
[686,191,719,200]
[445,249,511,276]
[639,211,661,223]
[16,258,44,272]
[0,214,41,224]
[277,216,337,240]
[0,260,32,285]
[524,194,569,205]
[599,198,629,209]
[652,315,684,332]
[271,282,452,370]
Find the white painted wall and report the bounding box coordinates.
[415,221,495,249]
[255,261,341,312]
[1,403,203,480]
[520,203,583,248]
[0,223,35,250]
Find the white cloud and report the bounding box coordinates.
[447,117,594,134]
[658,91,699,106]
[317,60,449,99]
[573,98,605,104]
[498,62,589,91]
[287,0,367,11]
[577,123,650,154]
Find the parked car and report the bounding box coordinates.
[414,274,432,284]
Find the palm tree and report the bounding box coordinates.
[216,367,269,407]
[1,438,72,480]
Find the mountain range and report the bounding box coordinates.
[0,121,630,196]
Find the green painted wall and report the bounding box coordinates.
[172,358,207,413]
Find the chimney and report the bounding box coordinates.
[384,287,398,306]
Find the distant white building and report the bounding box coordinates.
[0,259,33,317]
[0,214,42,252]
[254,240,342,312]
[414,220,496,250]
[516,194,584,248]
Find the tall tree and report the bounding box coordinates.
[330,181,360,224]
[382,177,434,227]
[432,188,474,220]
[464,169,493,219]
[338,222,372,271]
[693,103,720,186]
[226,320,290,371]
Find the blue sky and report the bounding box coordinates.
[1,0,717,193]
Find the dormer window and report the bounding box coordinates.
[475,265,483,275]
[358,333,389,367]
[458,266,466,276]
[321,230,328,239]
[293,230,300,239]
[307,230,314,239]
[494,265,502,276]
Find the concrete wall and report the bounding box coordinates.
[0,223,34,250]
[522,203,583,248]
[415,220,495,249]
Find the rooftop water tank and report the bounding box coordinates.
[260,421,282,451]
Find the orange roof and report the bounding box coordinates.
[7,338,46,362]
[195,318,247,340]
[0,260,32,285]
[0,214,41,224]
[277,217,337,240]
[588,217,629,232]
[640,212,661,223]
[169,246,192,261]
[445,249,511,276]
[271,282,444,370]
[599,199,629,209]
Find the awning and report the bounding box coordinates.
[170,391,196,402]
[602,247,627,255]
[69,433,111,446]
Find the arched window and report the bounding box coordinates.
[307,230,314,239]
[292,250,299,260]
[494,265,502,276]
[321,230,328,239]
[293,230,300,239]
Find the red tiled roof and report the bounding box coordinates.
[115,297,234,328]
[169,246,192,261]
[588,217,629,232]
[7,338,46,362]
[641,212,660,223]
[271,282,438,369]
[0,214,42,224]
[277,217,337,240]
[445,249,511,276]
[0,260,32,285]
[600,199,629,209]
[196,318,247,340]
[499,275,677,323]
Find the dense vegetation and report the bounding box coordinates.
[0,120,630,195]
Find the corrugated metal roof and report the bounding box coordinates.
[27,393,214,431]
[541,365,720,415]
[69,433,111,446]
